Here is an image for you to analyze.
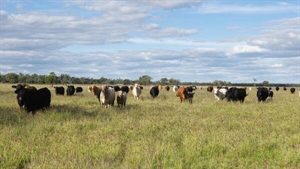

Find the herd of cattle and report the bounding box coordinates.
[11,83,299,115]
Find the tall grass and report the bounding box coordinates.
[0,84,299,168]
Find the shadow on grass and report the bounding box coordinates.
[0,103,142,126]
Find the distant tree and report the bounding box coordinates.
[262,80,269,86]
[138,75,152,85]
[0,73,6,83]
[212,80,227,86]
[123,79,132,85]
[5,72,18,83]
[45,72,58,85]
[160,78,169,85]
[60,74,71,84]
[99,77,108,84]
[169,78,180,85]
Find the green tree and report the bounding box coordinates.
[160,78,169,85]
[138,75,152,85]
[45,72,57,85]
[99,77,108,84]
[123,79,132,85]
[60,74,71,84]
[169,78,180,85]
[5,72,18,83]
[262,80,269,86]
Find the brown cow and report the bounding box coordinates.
[177,86,194,103]
[207,86,213,92]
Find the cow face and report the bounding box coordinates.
[12,84,25,94]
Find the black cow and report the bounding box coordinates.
[67,85,75,96]
[275,86,279,91]
[290,88,295,94]
[12,84,37,107]
[113,86,121,92]
[227,87,247,103]
[283,87,287,91]
[150,86,160,98]
[12,84,51,114]
[121,86,129,93]
[54,86,65,95]
[226,87,247,103]
[75,87,83,93]
[257,87,269,102]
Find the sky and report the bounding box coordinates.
[0,0,299,83]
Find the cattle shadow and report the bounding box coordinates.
[0,106,31,126]
[0,102,143,126]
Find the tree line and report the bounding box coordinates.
[1,72,298,87]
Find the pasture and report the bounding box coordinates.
[0,84,299,168]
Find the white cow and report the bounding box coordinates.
[173,86,179,92]
[100,85,115,107]
[214,88,227,101]
[132,83,142,99]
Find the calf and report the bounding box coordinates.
[117,91,127,108]
[267,90,274,100]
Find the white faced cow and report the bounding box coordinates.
[132,83,142,99]
[100,85,115,108]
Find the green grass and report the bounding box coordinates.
[0,84,299,168]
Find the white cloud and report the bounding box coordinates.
[229,45,268,55]
[199,3,299,14]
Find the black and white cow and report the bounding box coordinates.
[12,84,51,114]
[214,88,228,101]
[121,86,130,93]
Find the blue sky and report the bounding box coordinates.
[0,0,299,83]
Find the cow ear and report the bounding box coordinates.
[12,85,16,88]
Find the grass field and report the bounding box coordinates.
[0,84,299,168]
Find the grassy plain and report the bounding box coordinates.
[0,84,299,168]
